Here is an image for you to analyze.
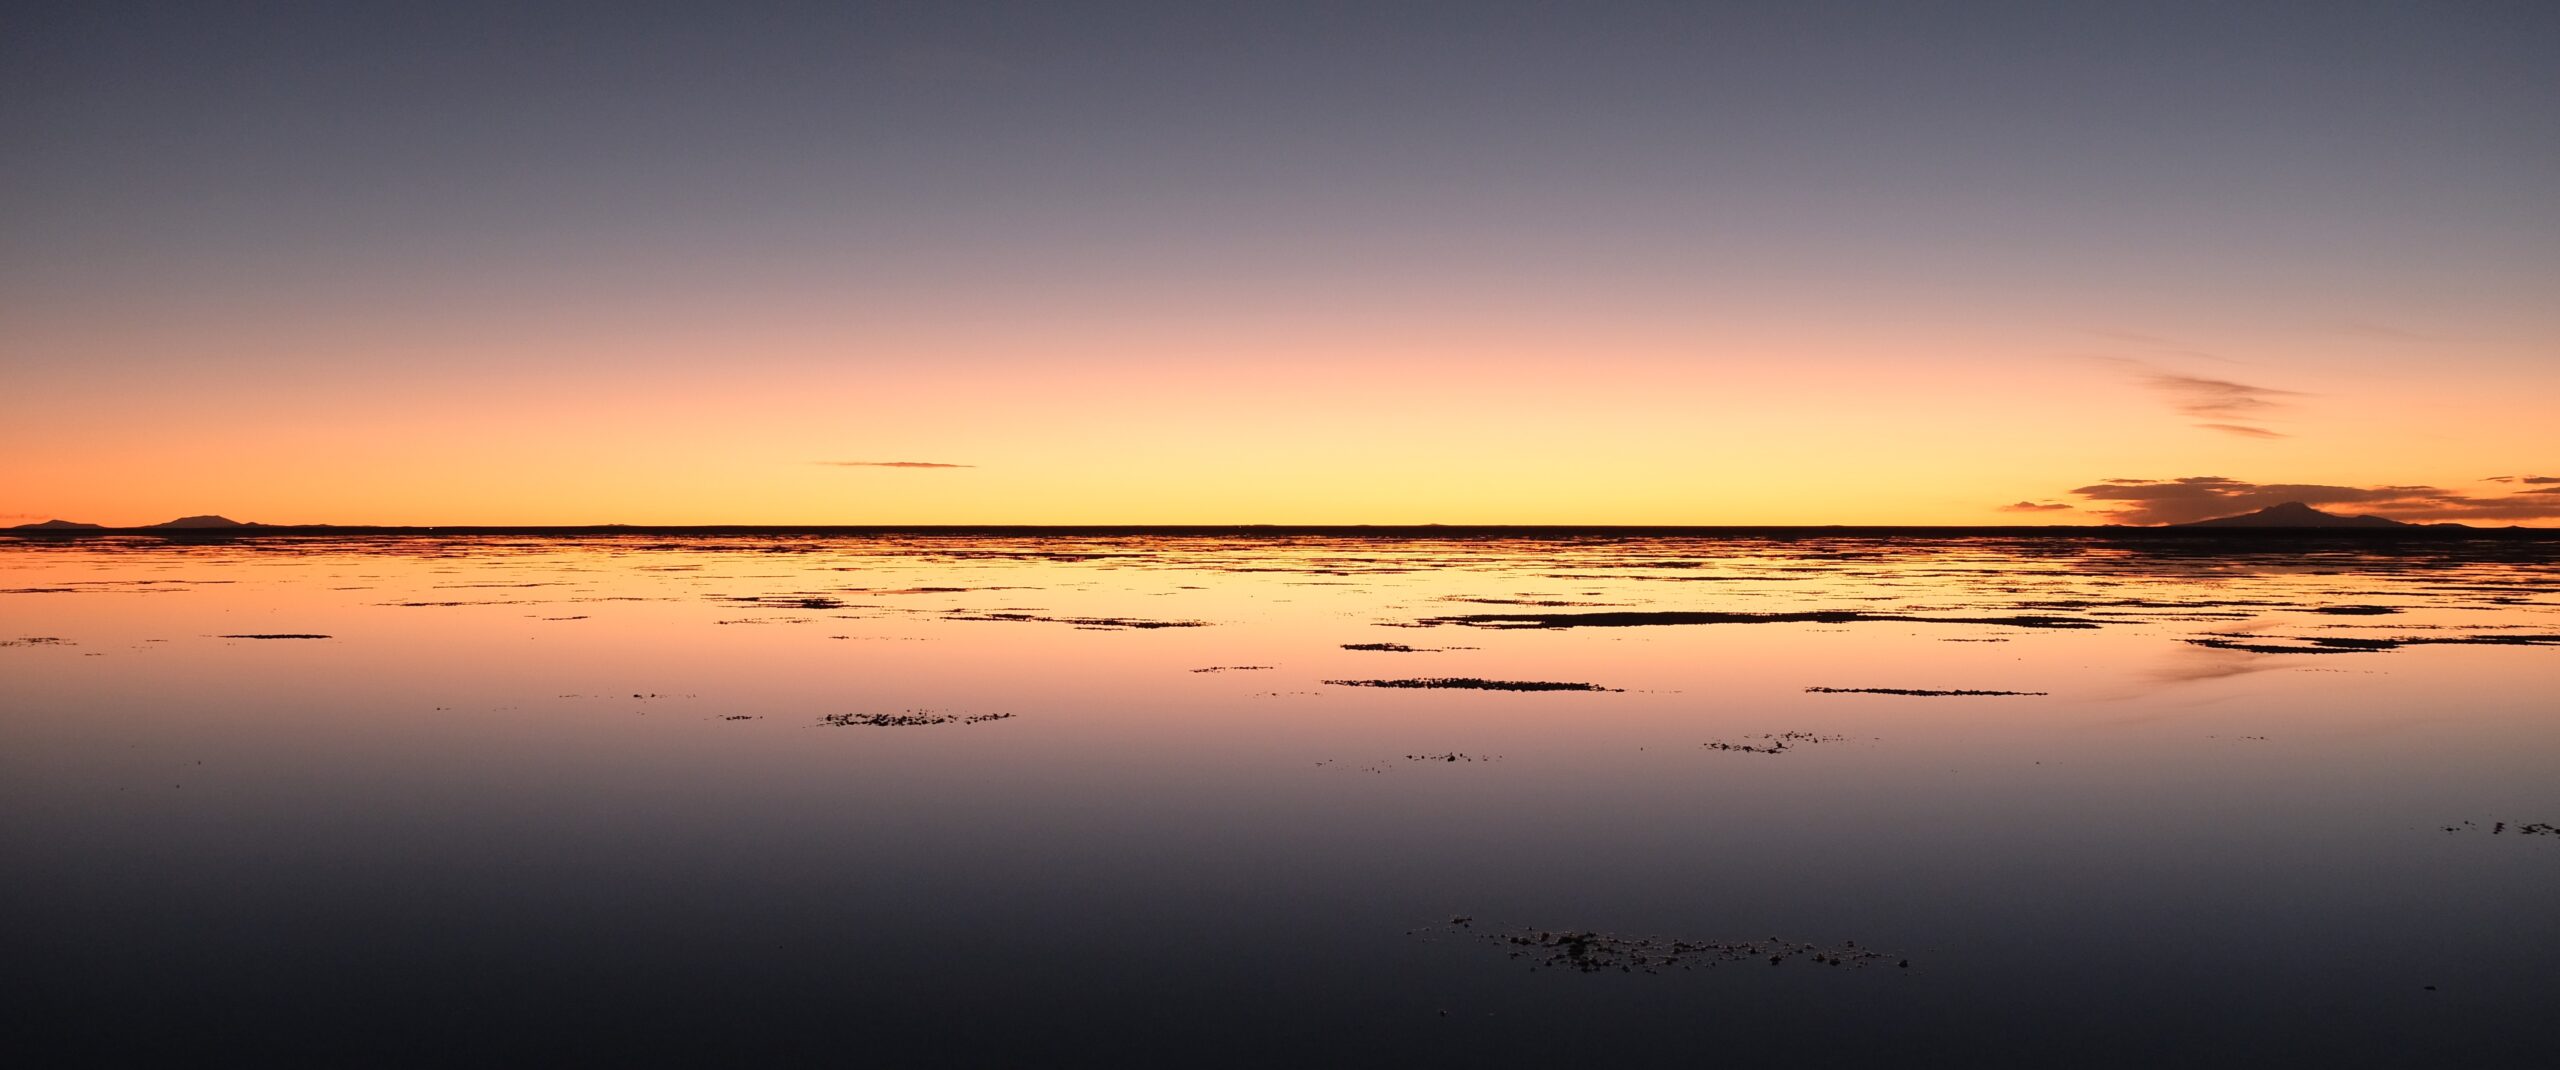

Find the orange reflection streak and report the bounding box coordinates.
[6,534,2553,772]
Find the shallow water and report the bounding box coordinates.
[4,533,2555,1066]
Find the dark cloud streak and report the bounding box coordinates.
[2064,476,2560,524]
[2104,359,2303,439]
[2139,369,2302,438]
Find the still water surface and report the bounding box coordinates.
[5,533,2555,1065]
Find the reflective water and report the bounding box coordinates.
[4,533,2555,1065]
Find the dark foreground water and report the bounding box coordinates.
[4,532,2555,1066]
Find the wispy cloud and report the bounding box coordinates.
[2483,475,2560,484]
[2194,423,2287,439]
[815,461,975,469]
[2062,476,2560,525]
[2135,369,2303,438]
[2090,355,2304,439]
[1996,501,2076,513]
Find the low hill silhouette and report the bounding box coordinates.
[2173,502,2419,529]
[148,515,254,529]
[9,519,104,530]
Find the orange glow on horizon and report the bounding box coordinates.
[4,297,2555,527]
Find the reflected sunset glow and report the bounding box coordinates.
[5,532,2555,1063]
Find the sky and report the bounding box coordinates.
[4,1,2555,525]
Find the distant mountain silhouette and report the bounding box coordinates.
[10,519,104,530]
[148,515,254,529]
[2173,502,2416,528]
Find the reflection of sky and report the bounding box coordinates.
[4,535,2556,1062]
[5,6,2558,524]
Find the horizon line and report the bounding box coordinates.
[8,521,2549,536]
